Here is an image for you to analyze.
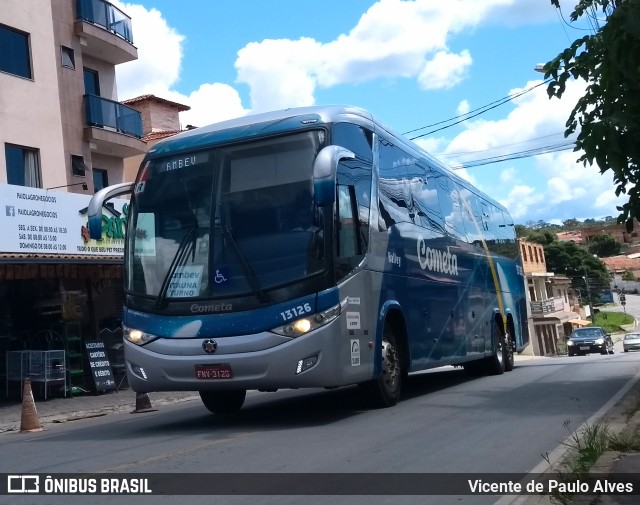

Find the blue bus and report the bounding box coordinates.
[88,105,529,414]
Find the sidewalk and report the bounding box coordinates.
[0,388,199,434]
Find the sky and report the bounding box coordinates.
[111,0,625,226]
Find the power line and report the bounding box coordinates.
[449,140,575,170]
[439,131,569,158]
[403,80,551,139]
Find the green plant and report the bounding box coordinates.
[546,419,612,505]
[592,311,634,334]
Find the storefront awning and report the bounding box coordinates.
[0,255,122,280]
[568,319,591,326]
[0,252,122,264]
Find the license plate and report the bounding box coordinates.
[579,346,589,351]
[195,364,233,379]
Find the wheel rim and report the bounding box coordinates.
[381,339,400,394]
[496,336,504,366]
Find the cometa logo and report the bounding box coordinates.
[417,237,459,276]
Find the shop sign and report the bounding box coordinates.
[0,184,128,256]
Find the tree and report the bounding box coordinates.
[622,269,636,281]
[587,232,622,257]
[515,224,529,238]
[563,218,580,228]
[544,241,611,287]
[545,1,640,230]
[525,230,557,246]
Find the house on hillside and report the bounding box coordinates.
[519,239,586,356]
[601,254,640,293]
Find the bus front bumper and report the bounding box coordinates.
[122,324,372,392]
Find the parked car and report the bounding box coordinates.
[623,333,640,353]
[566,327,614,356]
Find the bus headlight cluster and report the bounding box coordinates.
[124,326,158,345]
[271,303,341,338]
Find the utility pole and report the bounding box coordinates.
[583,266,595,324]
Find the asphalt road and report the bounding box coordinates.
[2,343,640,505]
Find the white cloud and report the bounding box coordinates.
[456,100,470,116]
[113,2,184,99]
[235,38,322,112]
[114,0,575,119]
[417,50,472,90]
[499,167,517,184]
[441,78,627,222]
[499,185,545,221]
[113,2,247,125]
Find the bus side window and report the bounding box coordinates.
[335,184,361,278]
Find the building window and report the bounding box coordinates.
[83,67,100,95]
[61,46,75,69]
[0,24,32,78]
[93,168,108,192]
[5,144,41,187]
[71,155,87,176]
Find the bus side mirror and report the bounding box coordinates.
[312,145,355,206]
[87,182,135,239]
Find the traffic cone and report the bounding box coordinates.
[20,379,43,433]
[131,392,157,413]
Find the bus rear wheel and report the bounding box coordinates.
[359,327,402,408]
[485,325,506,375]
[199,390,246,414]
[504,332,514,372]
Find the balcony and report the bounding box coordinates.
[530,297,567,316]
[84,95,146,158]
[75,0,137,65]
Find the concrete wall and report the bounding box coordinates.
[0,0,66,189]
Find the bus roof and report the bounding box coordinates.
[147,104,509,215]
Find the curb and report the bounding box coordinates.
[551,380,640,505]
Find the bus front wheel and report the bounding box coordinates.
[199,390,246,414]
[359,328,402,408]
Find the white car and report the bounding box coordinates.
[623,333,640,353]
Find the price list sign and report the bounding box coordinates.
[84,341,116,391]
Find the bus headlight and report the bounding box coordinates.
[124,326,158,345]
[271,303,341,338]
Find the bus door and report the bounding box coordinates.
[332,123,373,376]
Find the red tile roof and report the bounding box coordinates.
[601,255,640,272]
[143,130,183,142]
[122,94,190,111]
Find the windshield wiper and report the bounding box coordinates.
[218,224,269,303]
[155,226,198,309]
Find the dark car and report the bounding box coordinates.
[566,327,614,356]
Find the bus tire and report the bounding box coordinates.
[199,390,246,414]
[485,324,506,375]
[359,327,402,408]
[504,332,515,372]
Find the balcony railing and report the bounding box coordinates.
[530,297,566,316]
[84,95,142,139]
[76,0,133,45]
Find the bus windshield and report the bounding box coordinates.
[127,130,326,303]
